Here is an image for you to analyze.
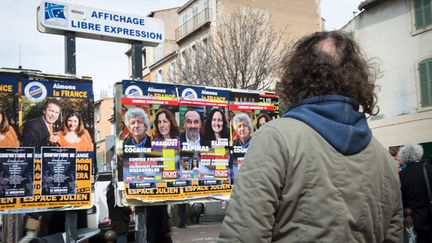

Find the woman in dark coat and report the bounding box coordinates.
[399,144,432,243]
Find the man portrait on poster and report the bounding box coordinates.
[22,98,61,149]
[232,112,253,149]
[180,110,203,148]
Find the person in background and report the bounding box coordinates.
[255,113,271,130]
[106,181,132,243]
[124,108,151,148]
[0,108,18,147]
[389,146,402,171]
[202,108,229,147]
[399,144,432,243]
[219,31,402,242]
[58,111,93,151]
[232,113,253,149]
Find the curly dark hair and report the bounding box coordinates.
[276,31,378,115]
[256,113,271,129]
[203,108,229,141]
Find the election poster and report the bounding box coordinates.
[229,90,278,182]
[0,72,93,212]
[41,147,76,196]
[0,74,19,149]
[0,147,34,198]
[0,74,25,198]
[177,85,232,197]
[120,80,181,201]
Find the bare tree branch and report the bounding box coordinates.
[178,7,289,91]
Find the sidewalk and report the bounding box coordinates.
[171,223,222,243]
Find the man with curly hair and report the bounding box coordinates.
[219,31,403,242]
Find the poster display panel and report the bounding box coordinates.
[41,147,76,196]
[0,73,94,212]
[0,147,34,198]
[121,80,181,201]
[177,85,232,198]
[229,90,278,182]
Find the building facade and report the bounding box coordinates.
[135,0,322,86]
[94,97,115,173]
[343,0,432,157]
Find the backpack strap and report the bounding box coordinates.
[422,163,432,210]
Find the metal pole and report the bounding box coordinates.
[2,214,23,243]
[135,206,147,243]
[131,41,147,242]
[65,31,78,243]
[65,31,76,75]
[131,41,143,80]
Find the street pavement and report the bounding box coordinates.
[171,223,222,243]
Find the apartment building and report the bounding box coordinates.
[343,0,432,157]
[94,97,115,172]
[133,0,321,86]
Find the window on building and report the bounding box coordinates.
[182,14,188,37]
[414,0,432,29]
[96,130,101,141]
[111,123,115,135]
[419,58,432,107]
[193,6,198,27]
[180,50,186,66]
[169,62,177,82]
[154,44,163,62]
[142,49,147,67]
[156,69,164,83]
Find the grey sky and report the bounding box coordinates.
[0,0,363,100]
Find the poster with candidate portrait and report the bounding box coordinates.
[177,85,232,198]
[0,71,93,213]
[0,74,26,198]
[120,80,181,202]
[229,90,278,182]
[0,74,19,149]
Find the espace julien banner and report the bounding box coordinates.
[0,72,94,213]
[118,81,278,203]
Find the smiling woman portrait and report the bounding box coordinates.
[151,108,180,150]
[58,111,93,151]
[202,108,229,147]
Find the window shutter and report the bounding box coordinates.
[419,59,432,107]
[414,0,424,29]
[429,60,432,105]
[425,0,432,25]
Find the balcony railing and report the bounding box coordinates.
[176,8,212,41]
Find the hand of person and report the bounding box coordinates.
[49,133,59,144]
[403,208,414,227]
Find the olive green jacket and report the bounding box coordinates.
[219,118,403,243]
